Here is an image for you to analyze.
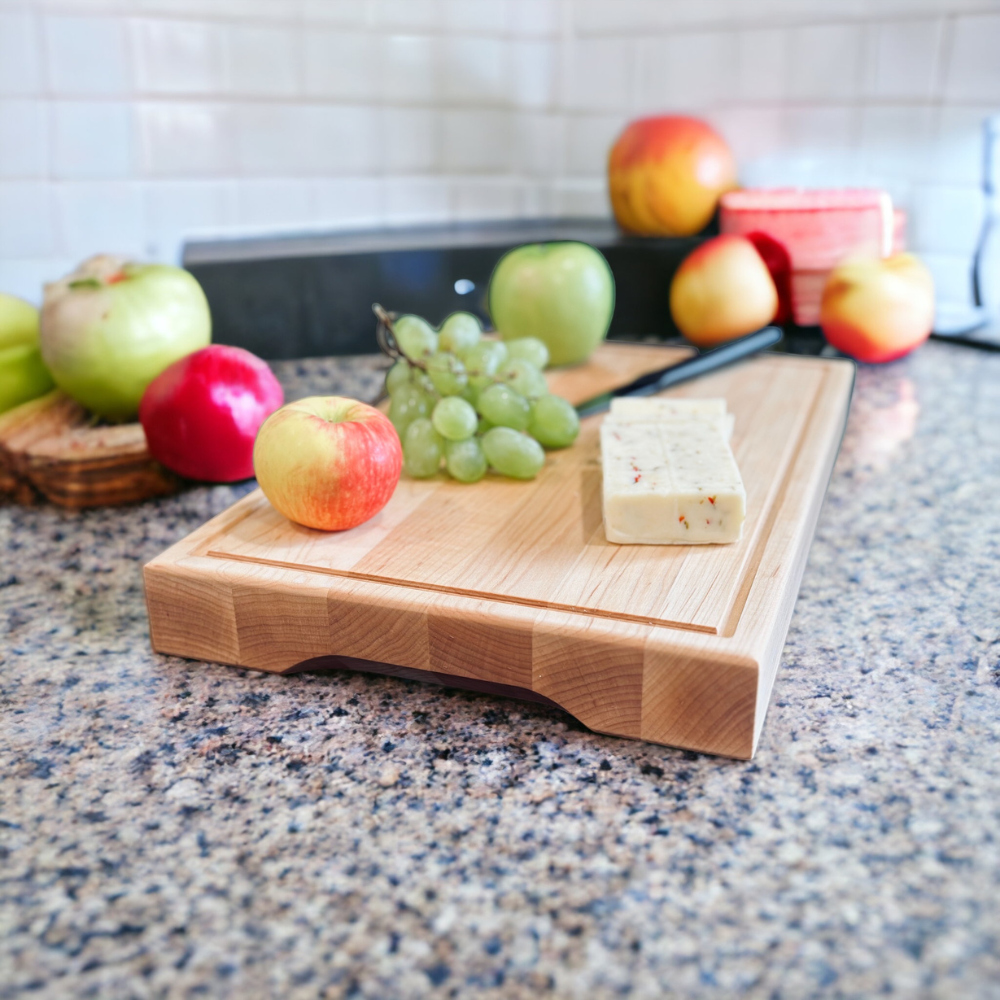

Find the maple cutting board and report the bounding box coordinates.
[144,342,854,759]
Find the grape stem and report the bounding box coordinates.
[373,302,527,402]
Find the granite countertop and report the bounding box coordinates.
[2,341,999,999]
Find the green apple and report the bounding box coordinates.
[0,293,55,415]
[40,255,211,420]
[488,242,615,367]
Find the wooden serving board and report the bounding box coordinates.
[144,342,854,759]
[0,390,180,508]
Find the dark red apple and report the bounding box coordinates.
[139,345,284,482]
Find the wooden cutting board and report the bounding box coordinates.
[144,342,854,759]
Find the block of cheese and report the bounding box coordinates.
[607,396,735,441]
[601,418,746,545]
[609,397,726,420]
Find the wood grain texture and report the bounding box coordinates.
[0,389,179,508]
[144,342,855,758]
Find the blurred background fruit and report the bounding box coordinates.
[820,254,934,363]
[489,242,614,366]
[608,116,737,237]
[669,235,778,348]
[0,293,55,415]
[40,255,211,421]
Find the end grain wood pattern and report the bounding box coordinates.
[145,343,854,759]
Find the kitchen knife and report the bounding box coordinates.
[574,325,784,419]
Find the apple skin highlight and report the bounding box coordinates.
[140,345,284,482]
[820,254,934,364]
[608,115,737,237]
[253,397,402,532]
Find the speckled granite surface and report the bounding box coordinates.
[2,342,999,999]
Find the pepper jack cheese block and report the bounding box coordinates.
[600,416,746,545]
[608,396,734,440]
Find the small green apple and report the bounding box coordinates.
[488,242,615,367]
[0,293,55,415]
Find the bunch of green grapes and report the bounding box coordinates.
[384,311,580,483]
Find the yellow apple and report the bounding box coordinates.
[820,254,933,363]
[669,235,778,348]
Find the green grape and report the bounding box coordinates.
[461,383,479,406]
[426,352,468,396]
[477,415,495,434]
[388,383,432,437]
[439,312,482,354]
[504,337,549,370]
[497,358,547,399]
[460,340,509,389]
[528,395,580,449]
[481,427,545,480]
[432,396,478,441]
[403,418,444,478]
[476,382,530,431]
[394,314,438,361]
[385,358,411,395]
[445,437,487,483]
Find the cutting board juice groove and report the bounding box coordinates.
[145,343,854,759]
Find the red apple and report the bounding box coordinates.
[253,396,402,531]
[820,254,934,363]
[669,234,778,348]
[744,231,793,325]
[139,344,284,482]
[608,116,737,237]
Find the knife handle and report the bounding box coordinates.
[617,325,784,398]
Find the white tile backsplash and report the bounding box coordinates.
[136,102,235,176]
[223,24,299,97]
[143,179,231,261]
[440,35,508,105]
[788,24,868,101]
[0,182,55,257]
[0,101,48,178]
[383,107,441,173]
[449,177,521,220]
[52,101,134,179]
[910,183,985,256]
[441,109,514,172]
[564,38,635,113]
[44,13,130,96]
[313,177,383,228]
[54,180,145,259]
[0,10,42,96]
[873,19,944,101]
[0,0,994,307]
[737,29,789,103]
[233,177,314,230]
[131,18,224,95]
[638,31,739,111]
[381,34,440,104]
[944,13,1000,102]
[235,105,381,176]
[303,31,379,101]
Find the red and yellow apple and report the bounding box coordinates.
[820,253,934,363]
[608,116,738,237]
[669,234,778,348]
[139,344,284,482]
[253,396,402,531]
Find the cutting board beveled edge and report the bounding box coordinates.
[143,342,855,759]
